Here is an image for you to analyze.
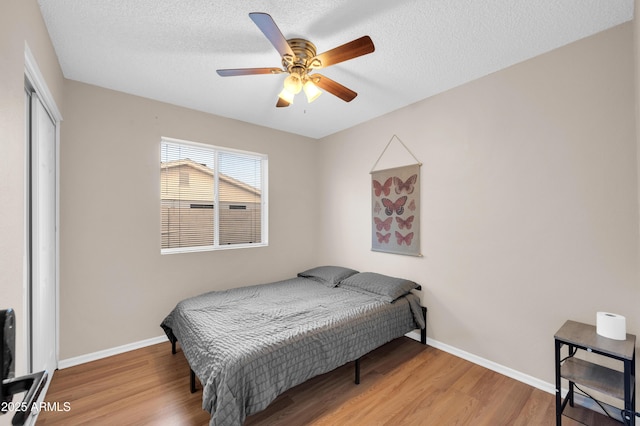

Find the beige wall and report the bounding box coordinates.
[317,23,639,385]
[3,0,639,399]
[59,80,320,359]
[635,2,640,327]
[0,0,65,376]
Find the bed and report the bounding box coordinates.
[160,266,427,426]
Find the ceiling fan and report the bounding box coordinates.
[216,12,375,108]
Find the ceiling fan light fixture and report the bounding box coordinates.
[216,13,375,108]
[283,74,302,94]
[303,80,321,103]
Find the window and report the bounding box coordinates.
[160,137,268,253]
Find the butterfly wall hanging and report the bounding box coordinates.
[371,163,420,256]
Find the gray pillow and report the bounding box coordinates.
[339,272,418,302]
[297,265,359,287]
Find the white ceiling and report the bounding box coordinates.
[38,0,633,139]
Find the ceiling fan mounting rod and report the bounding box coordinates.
[290,66,306,79]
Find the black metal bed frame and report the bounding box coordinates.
[169,305,428,393]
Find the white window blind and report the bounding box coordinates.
[160,137,267,253]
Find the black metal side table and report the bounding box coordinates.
[555,320,636,425]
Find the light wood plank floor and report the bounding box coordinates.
[38,337,577,425]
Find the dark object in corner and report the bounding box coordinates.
[1,309,48,426]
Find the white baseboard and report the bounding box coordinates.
[57,335,168,369]
[60,331,555,398]
[58,330,620,420]
[406,330,555,394]
[49,330,625,423]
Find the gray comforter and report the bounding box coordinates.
[161,277,424,426]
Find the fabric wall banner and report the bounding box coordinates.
[371,164,421,256]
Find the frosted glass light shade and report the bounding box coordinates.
[303,81,322,103]
[278,88,295,104]
[283,75,302,94]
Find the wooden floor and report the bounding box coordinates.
[38,337,579,425]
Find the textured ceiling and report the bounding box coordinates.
[38,0,633,139]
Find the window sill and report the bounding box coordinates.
[161,242,268,255]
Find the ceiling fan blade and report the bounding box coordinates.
[249,12,295,58]
[216,68,284,77]
[312,74,357,102]
[309,36,375,69]
[276,98,290,108]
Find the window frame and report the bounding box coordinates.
[160,136,268,254]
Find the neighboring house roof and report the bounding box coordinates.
[161,158,261,199]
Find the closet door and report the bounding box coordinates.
[29,92,57,375]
